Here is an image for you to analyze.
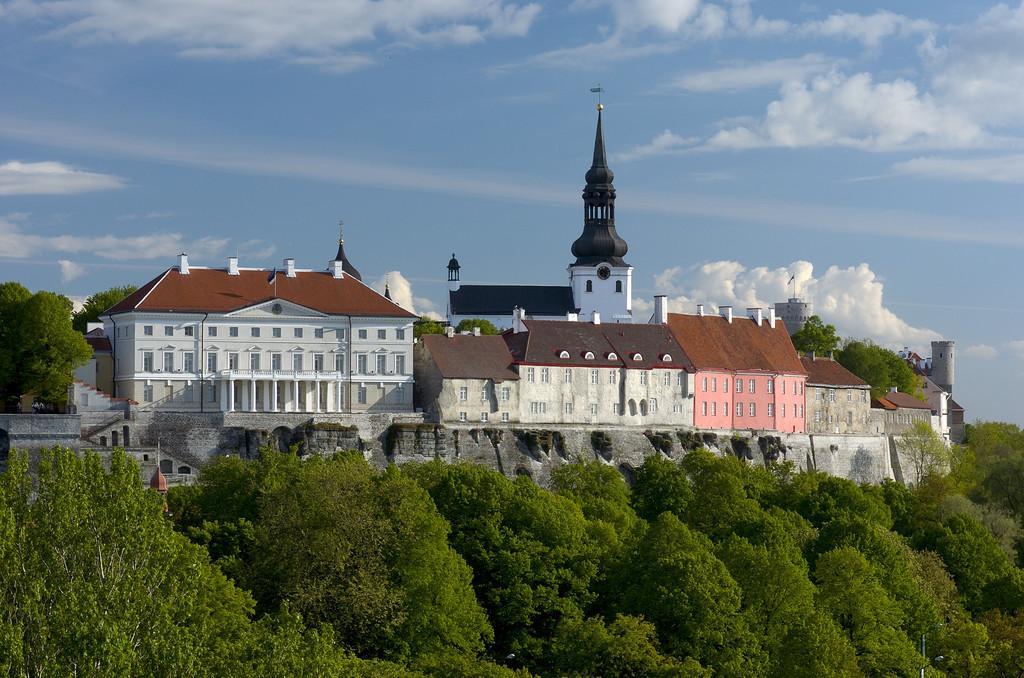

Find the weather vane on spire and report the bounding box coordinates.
[338,219,345,244]
[590,84,604,110]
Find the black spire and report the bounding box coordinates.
[447,252,460,282]
[384,282,392,300]
[571,107,628,266]
[334,220,362,281]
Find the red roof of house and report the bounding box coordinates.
[504,320,691,370]
[666,313,805,374]
[104,267,415,318]
[84,327,112,352]
[874,391,931,410]
[420,334,520,382]
[800,356,869,388]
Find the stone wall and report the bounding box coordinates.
[0,414,82,458]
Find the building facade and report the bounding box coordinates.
[99,237,416,414]
[801,355,872,434]
[870,391,932,435]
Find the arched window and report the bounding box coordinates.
[632,353,643,361]
[159,459,173,474]
[558,350,570,359]
[615,280,623,293]
[640,399,648,416]
[628,399,638,416]
[607,352,618,360]
[585,280,593,293]
[661,353,672,362]
[178,465,192,475]
[584,351,595,360]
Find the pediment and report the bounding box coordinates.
[228,298,326,318]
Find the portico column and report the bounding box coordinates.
[250,379,257,412]
[336,380,343,411]
[293,380,300,412]
[271,379,278,412]
[315,380,321,413]
[220,379,228,413]
[263,381,272,413]
[228,379,235,412]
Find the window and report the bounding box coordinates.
[800,405,804,418]
[650,398,657,413]
[228,353,239,369]
[677,373,684,387]
[767,403,774,417]
[526,367,535,383]
[829,389,837,403]
[184,326,194,337]
[781,381,786,394]
[767,380,773,394]
[702,401,708,416]
[335,353,345,372]
[251,327,260,338]
[501,386,510,401]
[711,401,716,416]
[530,402,547,414]
[164,325,173,336]
[273,327,282,338]
[735,379,742,393]
[702,377,708,392]
[559,350,570,359]
[615,280,622,292]
[272,353,282,370]
[163,352,174,372]
[143,352,154,372]
[501,412,510,422]
[144,325,153,336]
[816,389,822,401]
[613,403,621,415]
[208,326,217,337]
[358,329,367,339]
[749,402,756,417]
[590,404,598,415]
[663,372,671,386]
[358,385,367,404]
[229,327,239,337]
[607,352,618,361]
[585,280,593,292]
[395,355,406,375]
[781,403,786,417]
[711,377,717,392]
[480,385,489,401]
[183,383,194,402]
[584,351,595,360]
[591,369,599,384]
[564,402,573,415]
[748,378,755,393]
[564,369,572,384]
[847,391,853,402]
[183,352,194,372]
[736,402,743,417]
[480,412,489,422]
[314,328,324,339]
[377,329,387,340]
[294,328,304,338]
[293,353,303,371]
[815,410,822,423]
[673,404,682,413]
[143,384,153,402]
[396,328,405,340]
[206,383,217,403]
[609,371,616,384]
[862,391,868,403]
[540,367,550,383]
[640,372,648,385]
[207,353,217,372]
[459,387,468,402]
[459,412,467,422]
[314,353,325,371]
[847,411,853,426]
[357,354,367,373]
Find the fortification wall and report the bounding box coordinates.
[0,414,82,455]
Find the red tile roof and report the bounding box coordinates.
[84,327,112,352]
[504,320,691,370]
[666,313,805,374]
[421,334,519,382]
[104,267,415,318]
[800,356,868,388]
[874,391,931,410]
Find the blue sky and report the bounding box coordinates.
[1,0,1022,423]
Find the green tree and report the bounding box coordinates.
[837,340,921,399]
[900,421,951,486]
[630,454,694,523]
[0,282,32,408]
[414,319,446,338]
[71,284,137,333]
[455,318,500,335]
[790,315,840,356]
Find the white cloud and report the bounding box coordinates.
[892,154,1024,183]
[799,10,934,48]
[964,344,997,360]
[1007,340,1024,360]
[707,71,986,151]
[0,160,124,195]
[570,0,700,33]
[58,259,85,282]
[651,259,938,346]
[0,215,271,264]
[5,0,541,73]
[674,53,838,92]
[614,130,698,161]
[369,270,441,319]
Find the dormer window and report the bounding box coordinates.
[661,353,672,361]
[607,352,618,360]
[559,350,570,359]
[632,353,643,361]
[583,351,595,360]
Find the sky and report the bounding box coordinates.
[1,0,1022,424]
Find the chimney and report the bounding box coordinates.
[653,295,668,324]
[227,256,239,276]
[445,326,455,338]
[720,305,733,323]
[768,307,777,329]
[748,307,763,325]
[512,307,527,334]
[328,260,344,279]
[592,311,601,325]
[472,326,481,336]
[696,303,705,317]
[284,258,296,278]
[566,311,579,322]
[177,252,189,275]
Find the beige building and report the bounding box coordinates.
[801,355,872,434]
[870,390,932,435]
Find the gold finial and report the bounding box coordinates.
[597,103,604,111]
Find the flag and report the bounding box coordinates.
[788,275,796,284]
[590,86,603,93]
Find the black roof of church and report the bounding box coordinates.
[449,284,576,317]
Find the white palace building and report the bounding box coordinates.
[96,233,416,414]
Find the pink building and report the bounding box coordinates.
[667,307,807,433]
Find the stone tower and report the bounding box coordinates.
[931,340,955,394]
[775,297,811,336]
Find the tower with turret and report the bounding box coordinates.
[931,340,955,394]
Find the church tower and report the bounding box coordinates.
[569,106,633,323]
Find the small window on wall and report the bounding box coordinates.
[585,280,593,293]
[615,280,623,293]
